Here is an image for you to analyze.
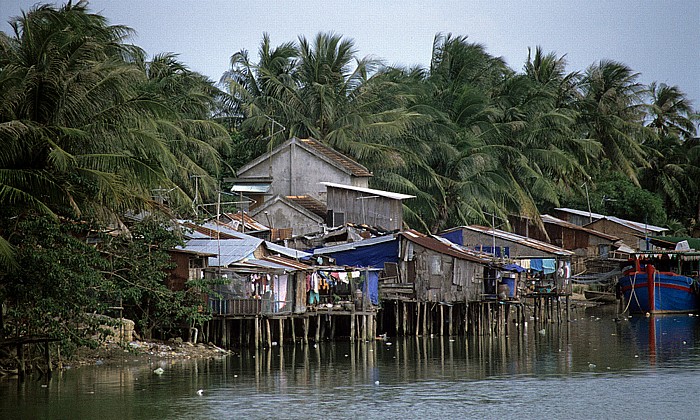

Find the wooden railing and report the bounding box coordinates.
[209,298,293,316]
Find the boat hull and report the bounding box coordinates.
[618,272,700,314]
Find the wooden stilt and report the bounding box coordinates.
[254,317,260,351]
[350,314,356,342]
[279,318,284,345]
[422,302,427,336]
[314,315,321,343]
[265,318,272,348]
[303,316,309,345]
[416,302,421,336]
[291,318,296,344]
[448,305,453,336]
[402,302,408,336]
[394,303,400,336]
[439,304,444,336]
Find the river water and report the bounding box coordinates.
[2,304,700,419]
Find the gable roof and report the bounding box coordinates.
[585,216,667,234]
[554,207,605,221]
[400,230,492,263]
[237,137,372,178]
[298,138,372,177]
[444,225,575,257]
[321,182,416,200]
[554,208,667,234]
[540,214,620,241]
[250,195,325,223]
[286,195,327,219]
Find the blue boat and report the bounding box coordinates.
[618,251,700,314]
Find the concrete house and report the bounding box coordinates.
[231,137,372,209]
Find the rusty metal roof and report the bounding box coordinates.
[400,230,493,263]
[299,138,372,177]
[222,212,270,232]
[286,195,327,219]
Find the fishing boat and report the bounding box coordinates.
[617,251,700,314]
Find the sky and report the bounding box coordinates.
[1,0,699,108]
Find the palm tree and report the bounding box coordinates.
[646,82,698,141]
[0,1,226,267]
[575,60,650,184]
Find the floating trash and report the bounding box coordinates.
[153,367,164,375]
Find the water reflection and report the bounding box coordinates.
[3,306,700,419]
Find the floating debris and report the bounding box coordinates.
[153,367,164,375]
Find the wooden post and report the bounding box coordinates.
[362,315,367,341]
[303,316,309,345]
[330,315,336,340]
[464,302,469,336]
[315,314,321,343]
[254,317,260,351]
[279,318,284,345]
[415,302,421,336]
[402,302,408,336]
[291,317,296,344]
[350,314,356,342]
[439,304,444,336]
[448,305,453,336]
[394,303,400,336]
[422,302,428,336]
[265,318,272,348]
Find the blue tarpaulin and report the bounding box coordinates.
[361,271,379,305]
[503,263,525,273]
[328,239,399,268]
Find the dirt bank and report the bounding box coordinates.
[67,338,232,368]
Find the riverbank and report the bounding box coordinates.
[0,338,232,377]
[67,338,232,369]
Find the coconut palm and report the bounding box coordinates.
[575,60,651,184]
[645,82,698,141]
[0,1,226,268]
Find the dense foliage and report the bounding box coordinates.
[0,2,698,346]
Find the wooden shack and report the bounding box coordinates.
[321,182,415,231]
[509,214,620,274]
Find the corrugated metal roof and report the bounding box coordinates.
[265,241,312,259]
[299,138,372,177]
[321,182,415,200]
[555,208,667,233]
[455,225,574,256]
[541,214,620,241]
[554,207,606,220]
[314,234,398,255]
[400,230,493,263]
[179,237,263,267]
[595,216,667,233]
[222,212,270,232]
[230,183,271,193]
